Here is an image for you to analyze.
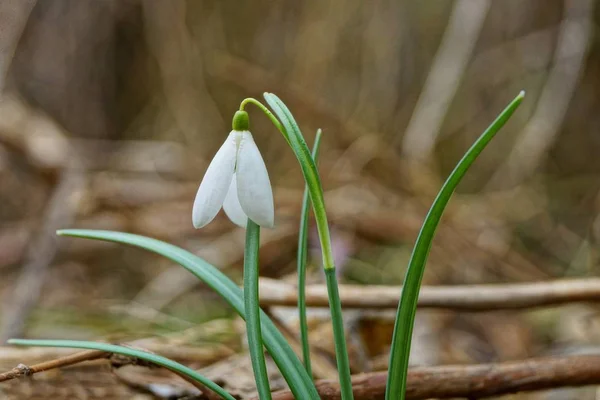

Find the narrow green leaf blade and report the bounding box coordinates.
[298,129,323,376]
[56,229,320,400]
[263,93,334,270]
[385,91,525,400]
[263,94,355,400]
[8,339,235,400]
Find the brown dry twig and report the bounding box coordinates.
[0,349,107,382]
[0,346,217,398]
[259,277,600,311]
[8,348,600,400]
[266,354,600,400]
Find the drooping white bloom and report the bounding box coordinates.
[192,124,274,229]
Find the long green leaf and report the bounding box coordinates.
[298,129,323,376]
[8,339,234,400]
[56,229,320,400]
[385,91,525,399]
[263,94,354,400]
[263,93,334,270]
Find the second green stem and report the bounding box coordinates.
[245,94,354,399]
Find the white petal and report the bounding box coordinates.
[192,132,238,228]
[223,174,248,228]
[236,131,274,228]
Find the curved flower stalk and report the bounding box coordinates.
[192,111,274,229]
[241,94,355,400]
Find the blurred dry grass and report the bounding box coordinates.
[1,0,600,398]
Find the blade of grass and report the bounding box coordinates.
[244,219,272,399]
[8,339,235,400]
[297,129,323,376]
[56,230,320,400]
[262,93,354,400]
[262,94,334,272]
[385,91,525,400]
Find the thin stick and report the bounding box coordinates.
[258,277,600,311]
[266,354,600,400]
[8,346,600,399]
[0,345,221,397]
[0,349,108,382]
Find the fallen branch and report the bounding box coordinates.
[267,354,600,400]
[0,340,233,371]
[5,347,600,399]
[0,349,107,382]
[259,277,600,310]
[0,346,214,397]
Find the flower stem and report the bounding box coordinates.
[240,98,290,145]
[244,219,272,400]
[244,93,354,400]
[297,129,323,376]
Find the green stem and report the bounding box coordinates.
[325,268,354,400]
[244,219,272,400]
[297,129,323,376]
[8,339,235,400]
[244,93,353,400]
[240,98,290,146]
[385,91,525,400]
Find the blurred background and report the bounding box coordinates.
[1,0,600,398]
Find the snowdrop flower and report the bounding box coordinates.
[192,111,274,229]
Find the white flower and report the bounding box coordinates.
[192,126,274,229]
